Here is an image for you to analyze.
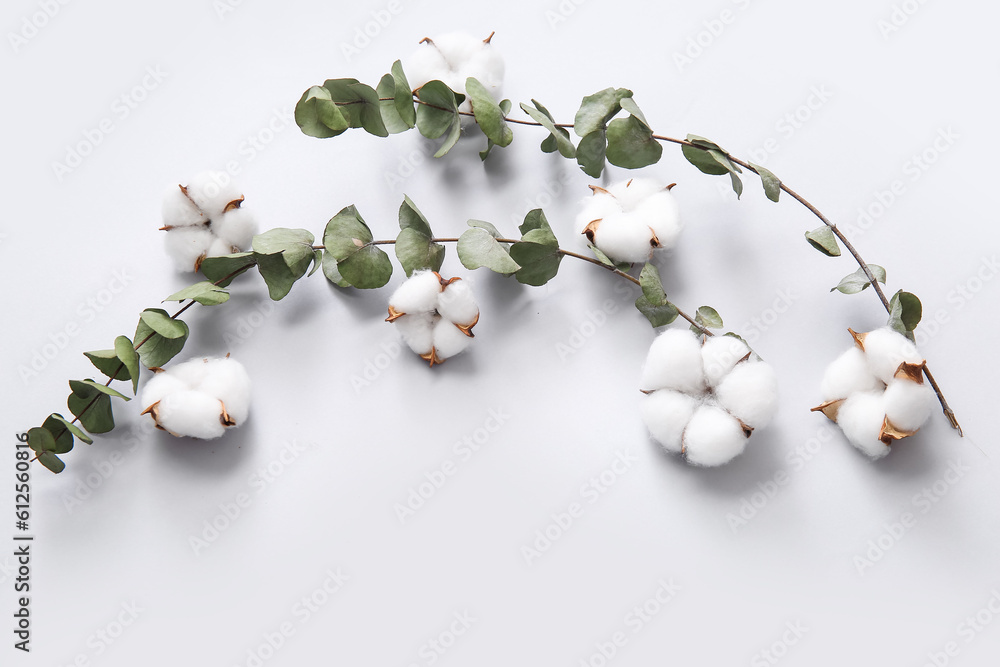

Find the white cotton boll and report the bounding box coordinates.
[406,33,504,117]
[640,329,706,394]
[140,373,187,412]
[612,178,664,205]
[821,346,882,401]
[701,335,750,388]
[161,186,207,228]
[207,236,236,258]
[591,217,656,264]
[185,171,243,219]
[197,359,251,425]
[168,357,214,387]
[641,390,699,453]
[575,196,621,236]
[394,313,435,355]
[432,319,473,360]
[389,271,442,315]
[863,327,924,385]
[156,390,227,439]
[213,208,257,250]
[164,227,213,272]
[682,405,748,467]
[883,379,933,433]
[837,391,890,460]
[715,361,779,429]
[438,280,479,326]
[634,192,681,250]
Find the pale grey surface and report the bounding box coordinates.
[3,0,1000,664]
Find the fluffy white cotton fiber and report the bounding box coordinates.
[576,179,681,264]
[816,327,932,459]
[406,32,505,116]
[640,328,778,466]
[140,357,251,439]
[161,171,259,272]
[386,271,480,365]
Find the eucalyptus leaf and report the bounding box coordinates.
[139,309,188,339]
[44,412,92,447]
[574,87,632,137]
[165,281,231,306]
[67,379,120,434]
[199,252,256,287]
[457,228,521,274]
[639,263,669,306]
[321,250,350,288]
[520,100,576,158]
[321,78,387,137]
[804,226,842,257]
[294,85,349,138]
[481,99,513,160]
[114,335,140,394]
[606,115,663,169]
[466,219,507,241]
[84,349,127,381]
[396,228,445,276]
[888,290,922,339]
[377,60,417,134]
[635,296,679,328]
[831,265,887,294]
[509,209,561,286]
[576,129,607,178]
[750,163,782,202]
[337,244,393,289]
[415,80,464,157]
[37,452,65,474]
[467,76,512,148]
[695,306,724,330]
[324,206,374,259]
[134,308,189,368]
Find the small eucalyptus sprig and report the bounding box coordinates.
[293,56,961,434]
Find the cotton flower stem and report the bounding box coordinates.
[400,97,959,432]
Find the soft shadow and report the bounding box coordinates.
[151,420,256,477]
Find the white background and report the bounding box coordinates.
[3,0,1000,665]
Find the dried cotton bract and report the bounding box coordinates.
[406,32,504,115]
[386,271,480,366]
[160,172,258,272]
[575,179,681,264]
[640,330,778,466]
[140,357,251,439]
[813,327,933,459]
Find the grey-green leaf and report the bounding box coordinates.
[337,245,393,289]
[695,306,724,330]
[831,265,887,295]
[750,163,782,202]
[84,349,127,381]
[804,226,842,257]
[396,227,445,276]
[165,281,231,306]
[888,290,922,339]
[415,80,464,157]
[635,296,679,328]
[115,335,140,394]
[520,100,576,158]
[467,76,512,148]
[134,309,189,368]
[606,115,663,169]
[199,252,256,287]
[457,228,521,274]
[576,130,607,178]
[294,85,350,138]
[574,87,632,137]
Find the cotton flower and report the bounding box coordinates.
[406,31,505,115]
[813,327,933,459]
[575,179,681,264]
[386,271,480,366]
[140,356,251,439]
[640,329,778,467]
[160,171,258,272]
